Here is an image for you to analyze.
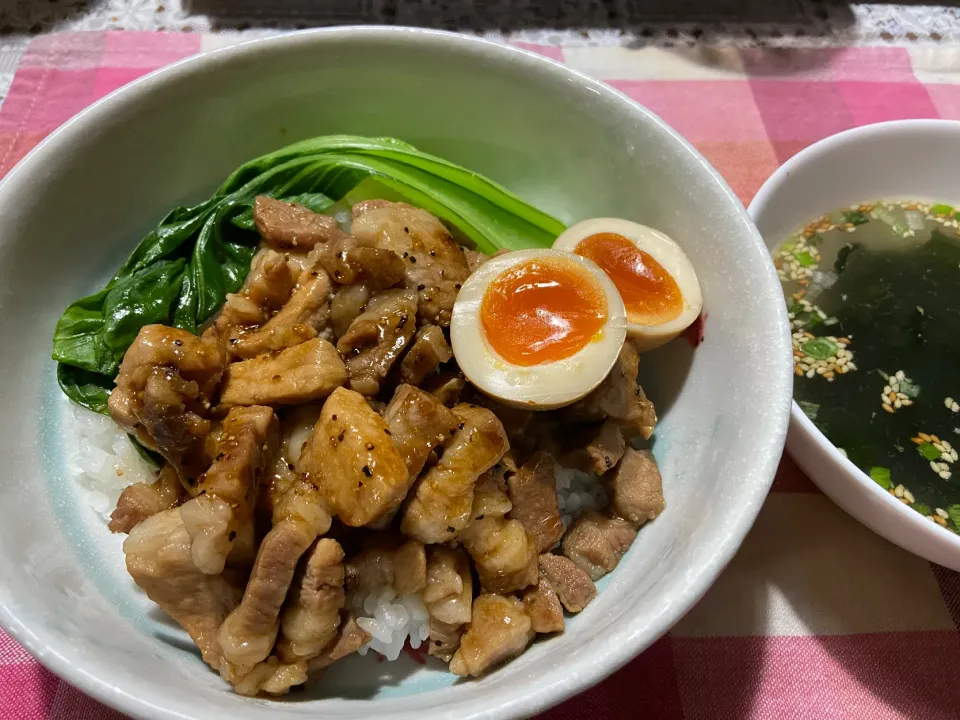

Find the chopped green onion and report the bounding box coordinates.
[931,203,954,216]
[842,210,869,226]
[800,337,838,360]
[869,466,892,489]
[798,401,820,421]
[794,251,817,267]
[912,503,930,516]
[917,443,941,461]
[948,505,960,528]
[807,233,826,247]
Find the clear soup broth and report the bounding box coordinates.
[775,200,960,531]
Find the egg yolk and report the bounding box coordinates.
[574,233,683,326]
[480,257,607,366]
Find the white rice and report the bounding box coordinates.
[555,466,608,531]
[69,404,158,521]
[351,586,430,661]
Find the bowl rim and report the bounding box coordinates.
[748,118,960,556]
[0,25,791,720]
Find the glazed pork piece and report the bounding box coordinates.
[124,508,243,669]
[109,464,184,533]
[522,571,564,634]
[109,325,227,481]
[606,448,666,528]
[277,538,346,664]
[560,420,626,476]
[180,405,278,575]
[346,536,428,597]
[449,594,535,677]
[537,553,596,612]
[298,387,411,527]
[308,613,372,671]
[506,451,564,553]
[400,325,453,386]
[227,259,333,359]
[565,342,657,440]
[217,475,332,680]
[460,473,539,594]
[381,384,459,478]
[561,510,637,581]
[219,338,347,407]
[254,196,346,250]
[336,289,419,396]
[351,201,471,326]
[400,403,509,543]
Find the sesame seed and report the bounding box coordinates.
[904,490,916,504]
[937,508,950,519]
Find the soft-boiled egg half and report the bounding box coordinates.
[553,219,702,351]
[451,249,626,410]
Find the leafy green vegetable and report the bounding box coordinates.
[949,505,960,528]
[800,337,838,360]
[57,364,112,414]
[807,233,825,247]
[841,210,869,226]
[931,203,954,216]
[798,401,820,421]
[917,443,942,461]
[912,503,930,516]
[868,466,892,489]
[53,135,565,413]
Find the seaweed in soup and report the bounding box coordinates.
[776,201,960,531]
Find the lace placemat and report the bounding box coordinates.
[1,4,959,107]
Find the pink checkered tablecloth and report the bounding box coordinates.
[4,30,960,720]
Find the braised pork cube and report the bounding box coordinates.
[228,261,333,359]
[298,387,410,527]
[522,572,564,634]
[219,338,346,408]
[449,594,534,677]
[109,325,226,480]
[607,448,665,528]
[109,464,184,533]
[276,538,345,664]
[565,342,657,439]
[382,384,459,478]
[401,404,508,543]
[400,326,452,386]
[346,536,427,597]
[217,476,332,677]
[506,451,564,553]
[460,474,538,594]
[254,196,345,249]
[123,508,243,670]
[561,510,637,581]
[180,405,278,575]
[538,553,596,612]
[336,289,418,396]
[560,420,626,476]
[351,201,470,327]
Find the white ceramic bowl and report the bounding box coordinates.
[0,27,792,720]
[749,119,960,571]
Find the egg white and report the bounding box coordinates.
[450,249,627,410]
[553,218,703,352]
